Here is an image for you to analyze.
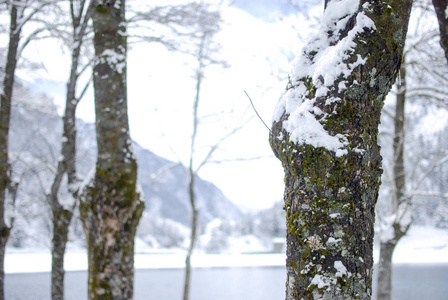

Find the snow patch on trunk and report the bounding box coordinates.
[273,0,375,156]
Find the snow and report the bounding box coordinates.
[95,49,126,75]
[5,226,448,274]
[377,213,398,242]
[374,225,448,264]
[5,250,286,274]
[310,274,331,289]
[326,237,341,245]
[273,0,375,156]
[417,107,448,136]
[334,260,348,277]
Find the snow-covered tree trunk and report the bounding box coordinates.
[0,3,21,299]
[49,1,92,299]
[432,0,448,63]
[79,1,144,299]
[270,0,412,299]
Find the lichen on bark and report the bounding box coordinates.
[79,1,144,299]
[270,0,413,299]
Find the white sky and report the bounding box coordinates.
[18,3,316,211]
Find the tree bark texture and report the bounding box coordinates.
[79,1,144,299]
[432,0,448,64]
[50,2,92,299]
[270,1,412,299]
[0,4,20,300]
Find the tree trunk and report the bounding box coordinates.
[51,207,73,300]
[0,4,20,300]
[270,1,412,299]
[49,2,93,298]
[183,171,198,300]
[50,4,93,297]
[376,241,395,300]
[376,222,408,300]
[183,31,206,300]
[432,0,448,64]
[393,66,406,207]
[376,63,411,300]
[49,102,78,300]
[79,1,144,299]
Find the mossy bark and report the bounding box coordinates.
[80,1,144,299]
[270,1,412,299]
[0,4,20,300]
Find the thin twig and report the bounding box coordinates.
[244,90,271,132]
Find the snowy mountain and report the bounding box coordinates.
[7,93,242,248]
[136,143,243,226]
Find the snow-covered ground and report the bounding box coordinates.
[374,225,448,264]
[5,226,448,274]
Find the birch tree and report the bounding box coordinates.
[47,1,92,299]
[269,0,413,299]
[79,1,144,299]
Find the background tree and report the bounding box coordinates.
[375,65,409,300]
[432,0,448,62]
[79,1,144,299]
[47,1,93,299]
[180,4,249,299]
[127,2,216,51]
[0,1,58,298]
[375,3,448,297]
[270,0,412,298]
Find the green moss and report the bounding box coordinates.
[95,4,110,14]
[304,76,316,99]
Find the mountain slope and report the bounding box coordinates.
[8,103,241,247]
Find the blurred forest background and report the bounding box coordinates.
[1,0,447,259]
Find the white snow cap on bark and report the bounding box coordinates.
[273,0,375,157]
[95,48,126,74]
[334,260,348,277]
[310,274,332,289]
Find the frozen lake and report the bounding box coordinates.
[5,264,448,300]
